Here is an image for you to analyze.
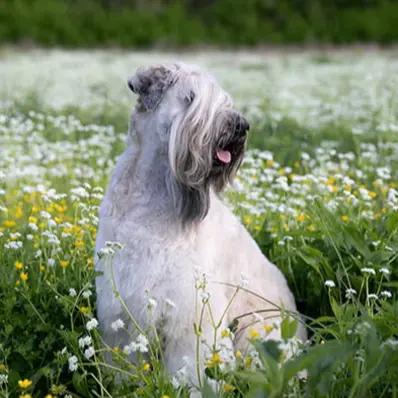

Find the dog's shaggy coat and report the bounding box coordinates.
[95,63,305,384]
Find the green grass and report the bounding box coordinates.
[1,53,398,396]
[1,0,398,47]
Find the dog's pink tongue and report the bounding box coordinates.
[216,149,231,164]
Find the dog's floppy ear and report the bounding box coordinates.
[128,65,175,111]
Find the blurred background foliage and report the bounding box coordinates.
[0,0,398,47]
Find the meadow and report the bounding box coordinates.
[0,47,398,397]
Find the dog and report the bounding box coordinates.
[95,63,306,388]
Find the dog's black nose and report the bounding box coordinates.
[235,115,250,137]
[128,77,137,93]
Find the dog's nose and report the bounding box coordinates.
[128,77,137,93]
[236,115,250,137]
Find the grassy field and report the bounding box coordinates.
[0,48,398,397]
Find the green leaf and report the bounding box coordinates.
[281,317,298,341]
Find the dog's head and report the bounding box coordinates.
[128,63,249,225]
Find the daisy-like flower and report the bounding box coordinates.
[324,280,336,288]
[68,356,78,372]
[69,288,77,297]
[206,352,223,368]
[367,293,378,300]
[111,319,125,331]
[82,290,92,299]
[361,267,376,276]
[381,290,392,298]
[78,335,92,348]
[86,318,98,331]
[18,379,32,389]
[379,267,390,276]
[84,346,95,360]
[345,288,357,299]
[47,258,56,266]
[125,334,149,354]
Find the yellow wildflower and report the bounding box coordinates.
[40,265,45,272]
[235,350,242,359]
[31,206,39,213]
[18,379,32,389]
[369,191,377,199]
[206,352,223,368]
[19,394,32,398]
[28,216,37,224]
[221,329,231,338]
[263,324,273,334]
[79,306,90,315]
[248,328,260,340]
[15,261,24,270]
[341,215,349,223]
[60,260,69,269]
[243,215,252,225]
[244,356,252,368]
[45,395,54,398]
[223,383,236,392]
[3,220,16,228]
[20,272,28,282]
[327,176,336,185]
[15,207,23,219]
[161,395,170,398]
[142,362,151,372]
[54,204,67,213]
[296,213,306,222]
[74,239,84,249]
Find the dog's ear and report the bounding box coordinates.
[128,65,175,111]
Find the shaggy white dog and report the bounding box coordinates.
[95,63,305,386]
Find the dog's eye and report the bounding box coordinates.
[184,91,195,105]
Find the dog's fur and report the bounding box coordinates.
[95,63,305,384]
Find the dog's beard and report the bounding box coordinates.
[210,133,246,192]
[169,128,246,227]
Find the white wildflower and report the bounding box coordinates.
[86,318,99,331]
[68,355,78,372]
[47,258,56,266]
[381,290,392,298]
[361,267,376,275]
[82,290,92,299]
[111,319,125,331]
[84,346,95,359]
[78,335,92,348]
[379,268,390,275]
[324,280,336,288]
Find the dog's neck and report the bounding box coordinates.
[109,133,179,227]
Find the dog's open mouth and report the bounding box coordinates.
[214,137,245,166]
[216,148,231,164]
